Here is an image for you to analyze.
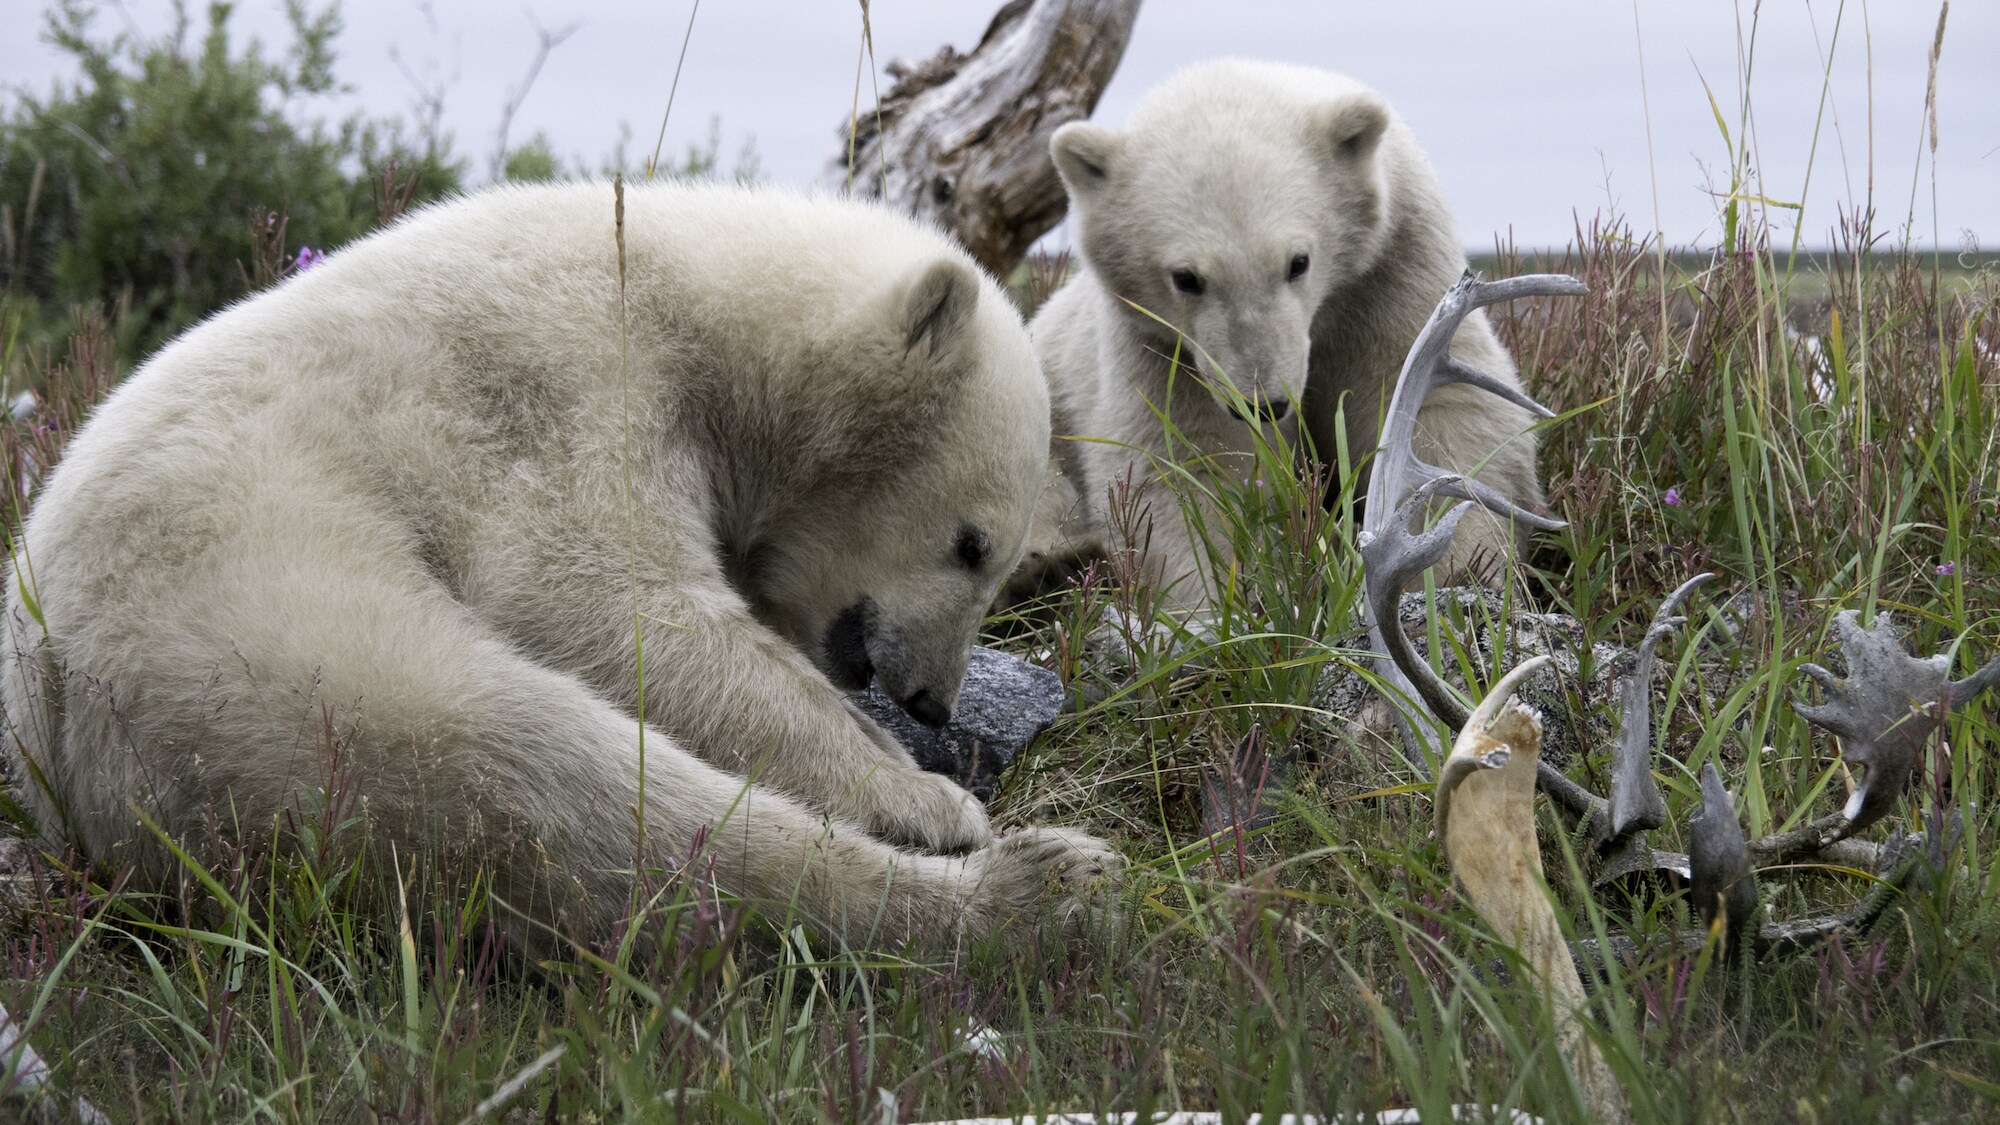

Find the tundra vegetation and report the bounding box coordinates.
[2,2,1998,1121]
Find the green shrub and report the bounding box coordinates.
[0,0,463,363]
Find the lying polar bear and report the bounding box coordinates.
[2,181,1114,951]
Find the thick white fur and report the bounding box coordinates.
[1032,61,1544,606]
[2,181,1113,951]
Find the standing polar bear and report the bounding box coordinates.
[1031,61,1546,606]
[2,182,1113,951]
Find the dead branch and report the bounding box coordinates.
[821,0,1141,277]
[489,17,582,182]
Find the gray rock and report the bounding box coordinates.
[854,646,1065,803]
[1313,587,1628,768]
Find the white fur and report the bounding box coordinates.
[1032,61,1545,605]
[2,181,1114,951]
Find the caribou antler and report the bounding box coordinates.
[1358,271,1587,774]
[1579,573,1720,888]
[1688,763,1758,956]
[1357,476,1477,752]
[1361,272,1585,542]
[1358,274,1982,991]
[1608,573,1717,839]
[1793,610,2000,841]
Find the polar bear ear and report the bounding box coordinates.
[1050,123,1122,196]
[1317,96,1390,165]
[901,258,979,357]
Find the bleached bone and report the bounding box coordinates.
[1,999,110,1124]
[1793,611,2000,840]
[1358,271,1586,774]
[1435,655,1628,1124]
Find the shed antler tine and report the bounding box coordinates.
[1440,356,1558,419]
[1359,478,1479,756]
[1951,652,2000,698]
[1608,573,1717,841]
[1797,662,1841,694]
[1358,269,1586,771]
[1689,762,1758,957]
[1447,470,1568,532]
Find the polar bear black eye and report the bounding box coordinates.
[1170,269,1205,296]
[1287,254,1310,281]
[955,525,990,570]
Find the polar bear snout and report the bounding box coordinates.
[900,688,950,728]
[1183,310,1311,431]
[817,596,968,726]
[868,617,971,728]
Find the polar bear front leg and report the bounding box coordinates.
[618,583,995,854]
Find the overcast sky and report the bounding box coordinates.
[4,1,1993,251]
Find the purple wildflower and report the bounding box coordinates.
[1936,561,1956,577]
[1663,486,1682,507]
[294,246,325,272]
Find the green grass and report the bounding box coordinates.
[7,14,2000,1120]
[4,219,1996,1122]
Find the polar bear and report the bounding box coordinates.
[1,181,1114,951]
[1031,61,1545,607]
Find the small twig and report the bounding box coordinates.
[488,16,582,182]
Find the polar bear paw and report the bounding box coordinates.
[963,826,1121,935]
[859,769,994,854]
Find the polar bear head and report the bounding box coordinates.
[1050,61,1397,432]
[721,258,1047,726]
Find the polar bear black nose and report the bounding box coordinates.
[902,689,951,728]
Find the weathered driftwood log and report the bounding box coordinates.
[820,0,1142,277]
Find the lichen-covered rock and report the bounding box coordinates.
[1313,587,1628,768]
[857,647,1066,802]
